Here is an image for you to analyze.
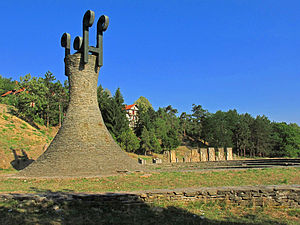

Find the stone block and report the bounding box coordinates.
[183,157,191,163]
[190,149,200,162]
[163,151,170,162]
[170,150,177,163]
[200,148,208,161]
[152,158,162,164]
[208,148,216,161]
[138,158,146,165]
[217,147,225,161]
[226,147,233,160]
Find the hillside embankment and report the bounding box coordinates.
[0,104,58,169]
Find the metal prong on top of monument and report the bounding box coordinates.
[83,10,95,64]
[61,10,109,71]
[61,33,71,75]
[61,33,71,58]
[82,10,109,67]
[96,15,109,67]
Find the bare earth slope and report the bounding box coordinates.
[0,104,58,169]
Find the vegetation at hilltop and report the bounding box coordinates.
[1,73,300,158]
[0,73,68,127]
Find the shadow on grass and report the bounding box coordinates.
[0,189,286,225]
[10,148,34,170]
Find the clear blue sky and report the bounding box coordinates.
[0,0,299,124]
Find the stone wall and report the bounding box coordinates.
[165,147,233,163]
[226,147,233,160]
[200,148,208,161]
[0,185,299,208]
[217,148,225,161]
[208,148,215,161]
[170,150,177,163]
[139,185,300,207]
[190,149,200,162]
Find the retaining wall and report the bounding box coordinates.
[0,185,299,208]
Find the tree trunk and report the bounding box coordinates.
[58,102,62,128]
[47,104,50,127]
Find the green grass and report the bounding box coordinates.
[20,123,27,129]
[152,199,300,224]
[2,114,9,120]
[0,195,299,224]
[0,167,299,224]
[5,124,15,128]
[0,167,299,193]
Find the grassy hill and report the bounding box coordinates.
[0,104,58,169]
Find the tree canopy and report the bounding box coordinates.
[1,73,299,157]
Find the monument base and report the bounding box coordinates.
[17,54,142,177]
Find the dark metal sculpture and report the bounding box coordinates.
[61,10,109,73]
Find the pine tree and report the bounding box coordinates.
[97,87,129,140]
[118,129,140,152]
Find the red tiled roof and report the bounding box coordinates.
[1,88,26,97]
[1,90,13,97]
[15,88,26,94]
[125,104,136,110]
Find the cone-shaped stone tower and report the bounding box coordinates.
[18,10,141,177]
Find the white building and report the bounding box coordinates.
[125,104,139,128]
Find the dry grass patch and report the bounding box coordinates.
[0,167,299,193]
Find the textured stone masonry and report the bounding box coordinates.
[208,148,215,161]
[217,148,225,161]
[18,54,141,177]
[170,150,177,163]
[0,185,299,208]
[190,149,200,162]
[226,147,233,160]
[200,148,208,161]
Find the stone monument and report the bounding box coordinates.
[18,10,141,177]
[226,147,233,160]
[200,148,208,161]
[208,147,216,161]
[170,150,177,163]
[190,149,200,162]
[217,147,225,161]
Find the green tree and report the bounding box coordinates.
[188,104,208,146]
[233,113,253,157]
[11,72,68,127]
[271,122,300,157]
[97,87,129,140]
[179,112,189,138]
[0,75,17,100]
[43,71,56,127]
[135,96,153,112]
[140,127,161,154]
[118,129,140,152]
[250,115,272,157]
[202,111,231,147]
[135,104,156,137]
[49,80,68,127]
[154,106,180,150]
[0,75,18,106]
[16,74,48,125]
